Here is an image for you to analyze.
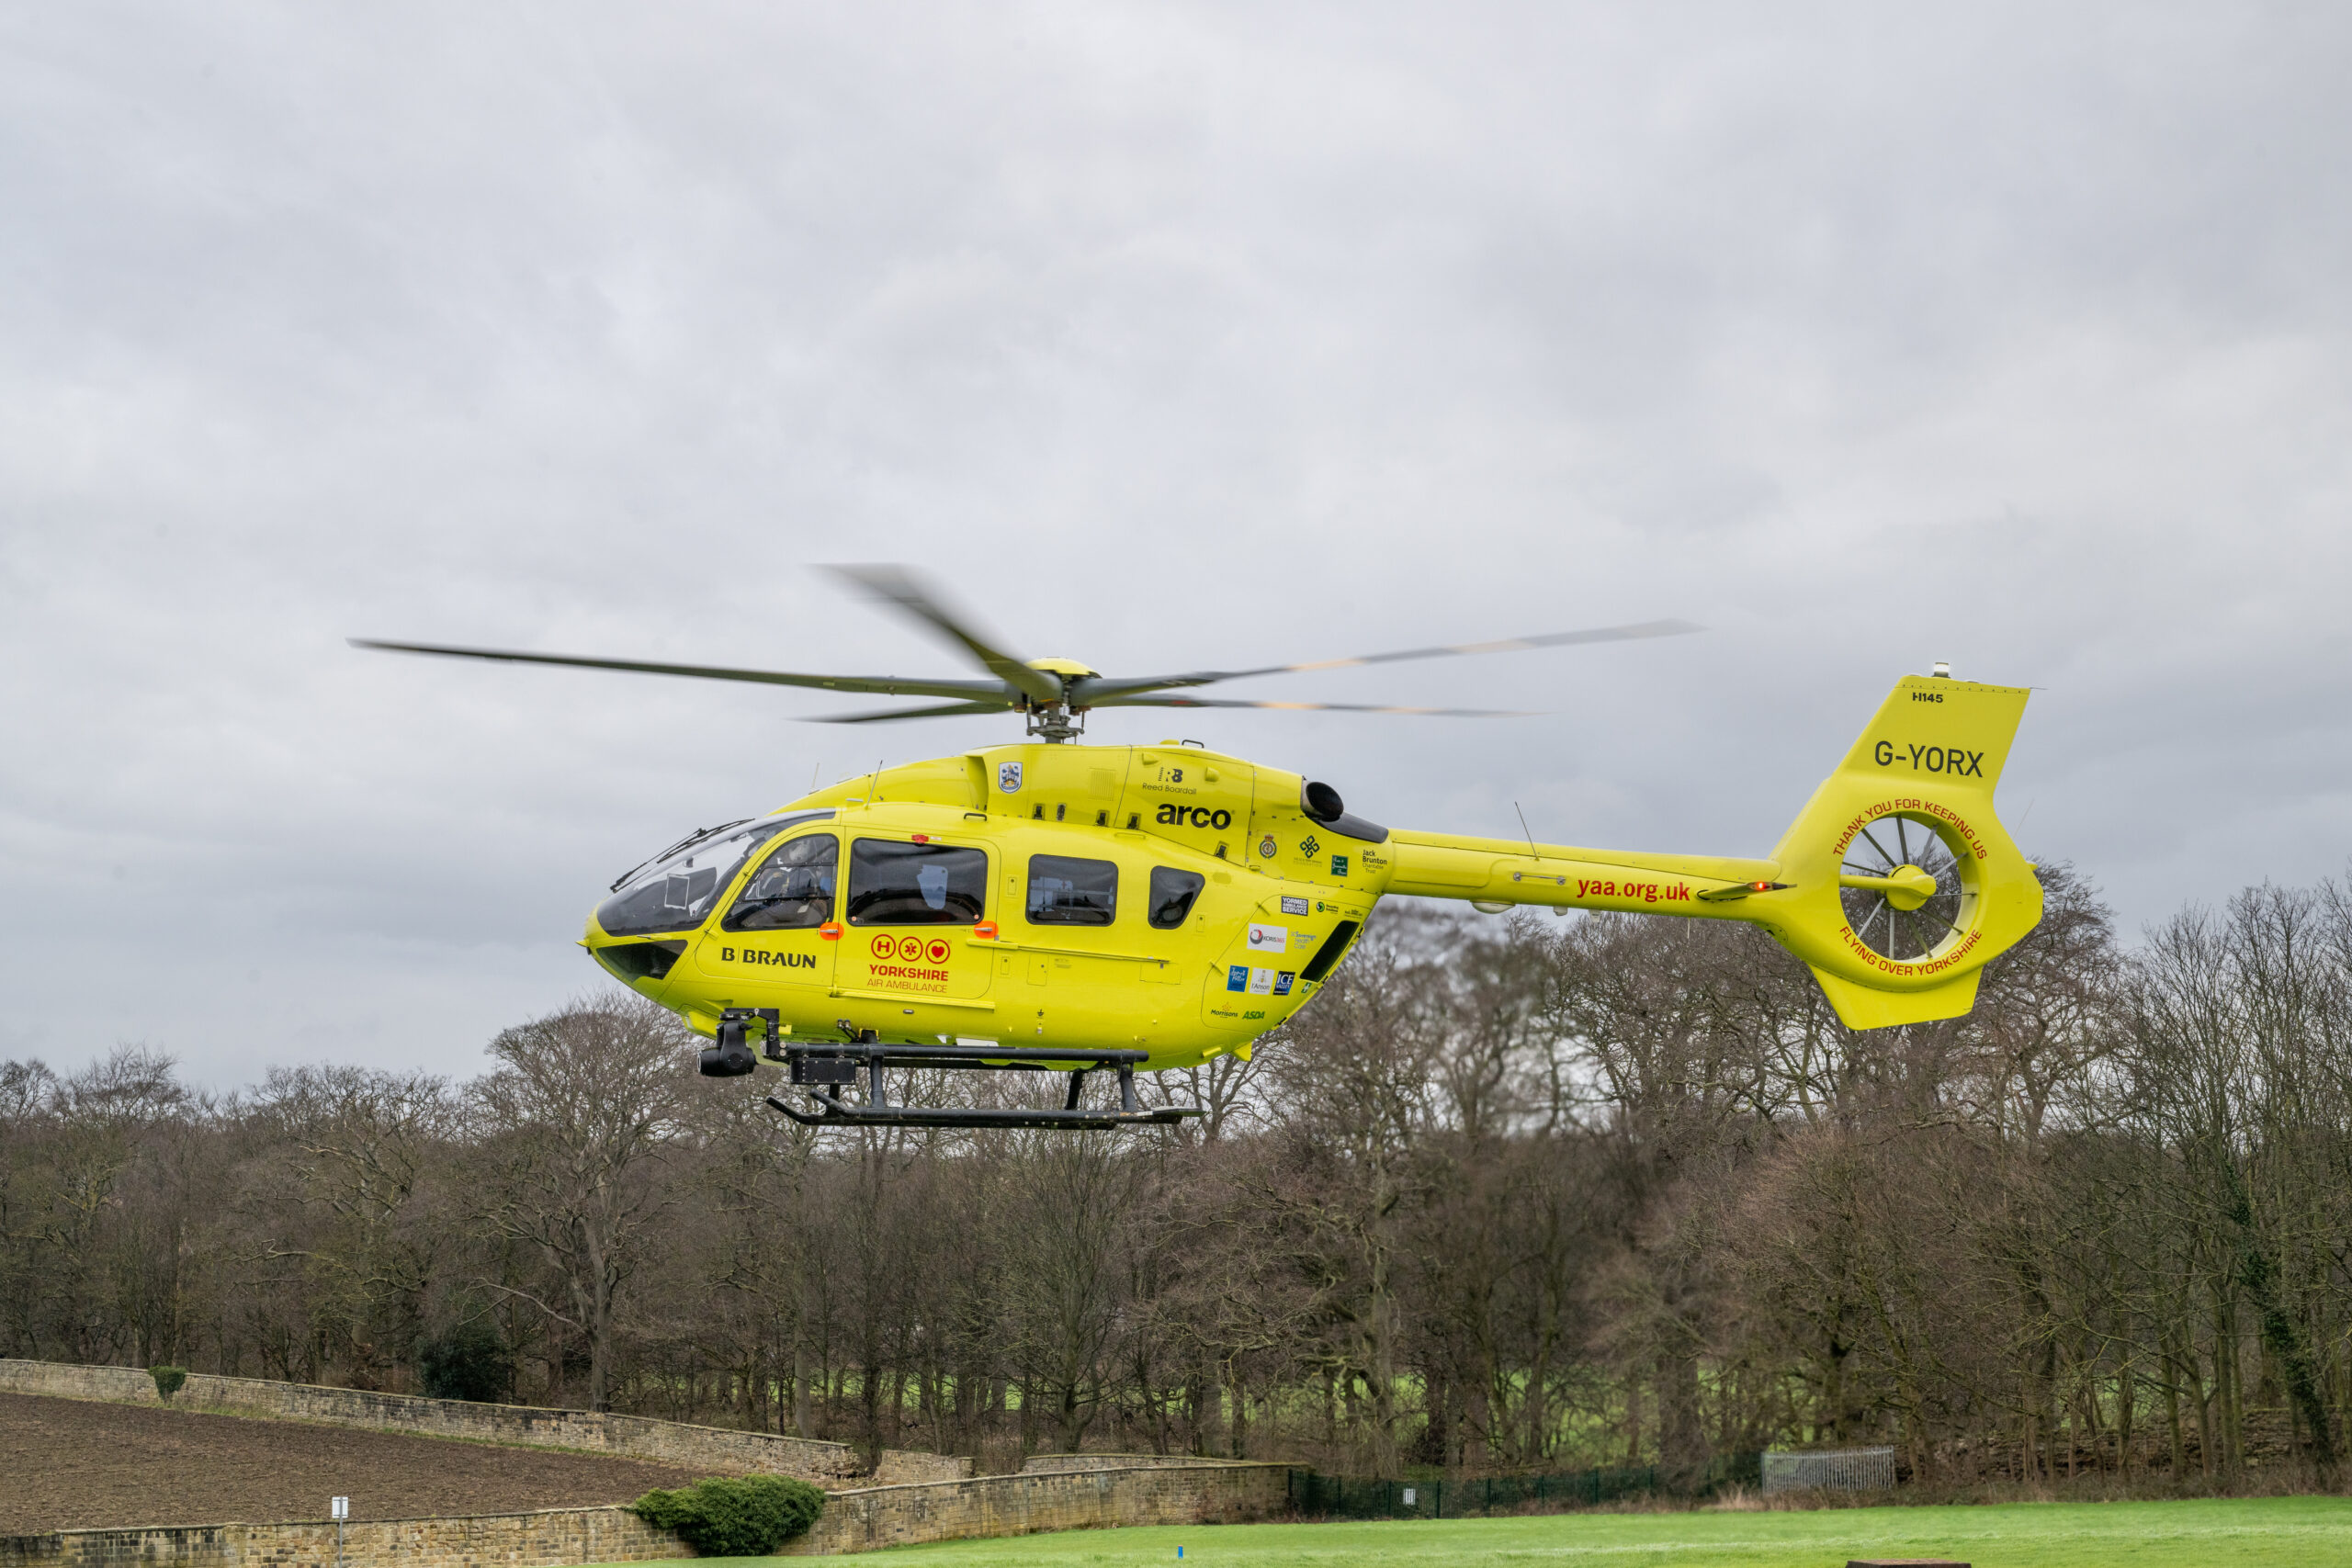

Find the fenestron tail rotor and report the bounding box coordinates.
[1837,812,1967,962]
[353,565,1702,740]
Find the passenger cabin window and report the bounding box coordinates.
[723,834,838,931]
[846,840,987,925]
[1148,867,1205,929]
[1027,854,1117,926]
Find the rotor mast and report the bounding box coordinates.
[1023,698,1084,742]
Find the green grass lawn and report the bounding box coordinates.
[734,1496,2352,1565]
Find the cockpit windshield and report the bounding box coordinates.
[595,811,833,938]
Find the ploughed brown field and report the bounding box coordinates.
[0,1391,707,1535]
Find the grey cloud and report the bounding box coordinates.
[5,0,2350,1083]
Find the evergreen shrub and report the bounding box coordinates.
[631,1474,827,1555]
[414,1318,514,1403]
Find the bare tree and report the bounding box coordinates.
[471,996,689,1410]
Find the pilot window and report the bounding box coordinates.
[723,834,838,931]
[1027,854,1117,926]
[1148,866,1205,929]
[845,840,987,925]
[595,816,809,938]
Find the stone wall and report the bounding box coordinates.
[0,1360,980,1487]
[786,1462,1295,1556]
[1,1361,1281,1562]
[0,1467,1293,1567]
[1019,1452,1251,1473]
[0,1506,684,1568]
[868,1450,976,1485]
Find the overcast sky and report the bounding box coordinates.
[6,2,2349,1088]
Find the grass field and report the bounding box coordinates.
[715,1496,2352,1565]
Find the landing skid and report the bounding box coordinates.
[706,1010,1200,1131]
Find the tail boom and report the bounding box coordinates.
[1381,674,2041,1030]
[1384,833,1780,915]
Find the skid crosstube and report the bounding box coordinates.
[754,1032,1202,1131]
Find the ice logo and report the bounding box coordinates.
[998,761,1023,793]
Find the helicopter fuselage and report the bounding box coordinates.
[358,561,2044,1081]
[584,736,1790,1068]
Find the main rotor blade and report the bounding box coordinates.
[349,639,1012,703]
[806,700,1017,725]
[824,565,1062,705]
[1079,617,1703,702]
[1091,694,1532,717]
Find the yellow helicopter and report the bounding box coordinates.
[356,566,2041,1131]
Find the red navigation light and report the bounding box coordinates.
[911,833,931,843]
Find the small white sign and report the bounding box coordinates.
[331,1497,349,1520]
[1248,967,1275,995]
[1402,1487,1416,1506]
[1246,923,1288,954]
[998,761,1023,793]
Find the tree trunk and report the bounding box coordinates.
[2163,1348,2185,1476]
[792,1326,811,1438]
[2233,1222,2338,1466]
[1657,1350,1708,1493]
[2116,1350,2136,1475]
[1623,1369,1644,1464]
[2215,1293,2243,1472]
[1227,1363,1249,1461]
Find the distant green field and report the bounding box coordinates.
[704,1496,2352,1565]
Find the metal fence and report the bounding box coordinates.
[1759,1446,1897,1495]
[1287,1453,1762,1519]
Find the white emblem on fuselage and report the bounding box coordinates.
[1247,924,1289,953]
[999,761,1023,793]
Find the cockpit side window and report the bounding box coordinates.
[723,834,839,931]
[845,839,988,926]
[595,812,830,939]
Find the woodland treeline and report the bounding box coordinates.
[8,864,2352,1486]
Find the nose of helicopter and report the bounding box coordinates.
[583,923,684,987]
[580,813,809,989]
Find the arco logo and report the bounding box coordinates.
[1156,803,1233,830]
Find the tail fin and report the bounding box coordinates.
[1761,674,2042,1029]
